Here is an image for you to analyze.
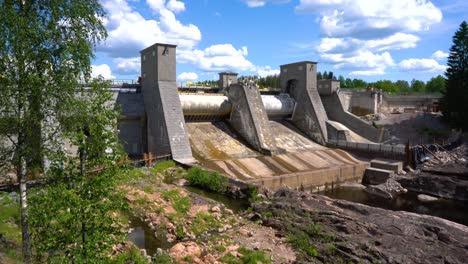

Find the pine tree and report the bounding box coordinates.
[444,21,468,129]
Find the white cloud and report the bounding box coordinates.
[177,72,198,81]
[178,44,254,72]
[114,57,140,75]
[256,66,280,77]
[350,69,386,76]
[321,50,395,75]
[431,50,448,61]
[297,0,443,75]
[398,58,447,72]
[166,0,185,13]
[99,0,257,76]
[296,0,442,39]
[242,0,290,7]
[146,0,166,13]
[91,64,115,79]
[99,0,200,58]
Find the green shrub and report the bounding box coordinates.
[186,167,227,193]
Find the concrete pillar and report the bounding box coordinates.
[227,83,273,154]
[140,43,195,164]
[280,61,328,144]
[219,72,238,93]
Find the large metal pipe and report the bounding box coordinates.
[179,93,295,117]
[180,94,232,116]
[262,94,295,117]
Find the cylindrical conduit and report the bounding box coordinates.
[179,93,295,118]
[180,94,232,116]
[262,94,295,117]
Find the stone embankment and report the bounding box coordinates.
[250,188,468,264]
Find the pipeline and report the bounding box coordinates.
[179,93,296,121]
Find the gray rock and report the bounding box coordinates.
[417,194,439,202]
[339,182,366,190]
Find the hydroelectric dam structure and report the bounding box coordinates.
[115,43,401,190]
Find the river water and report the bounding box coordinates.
[320,187,468,226]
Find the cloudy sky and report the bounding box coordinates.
[91,0,467,83]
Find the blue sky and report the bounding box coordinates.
[91,0,467,83]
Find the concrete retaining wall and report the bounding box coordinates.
[248,162,368,191]
[321,91,384,142]
[328,139,406,160]
[381,93,442,113]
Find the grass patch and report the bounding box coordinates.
[186,167,227,193]
[287,229,319,258]
[191,212,222,236]
[114,246,149,264]
[0,192,21,242]
[161,189,191,214]
[220,247,271,264]
[152,160,176,173]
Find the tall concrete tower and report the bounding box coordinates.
[280,61,328,144]
[140,43,195,163]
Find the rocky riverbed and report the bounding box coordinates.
[250,188,468,264]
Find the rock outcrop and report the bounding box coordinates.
[251,188,468,264]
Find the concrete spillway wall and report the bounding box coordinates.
[321,91,384,143]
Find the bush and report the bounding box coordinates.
[186,167,227,193]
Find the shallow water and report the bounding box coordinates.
[320,187,468,226]
[128,186,249,255]
[128,216,175,256]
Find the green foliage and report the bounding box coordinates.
[395,80,410,93]
[220,248,271,264]
[287,230,319,257]
[161,189,191,214]
[152,253,173,264]
[0,192,21,242]
[215,245,226,252]
[28,77,128,262]
[411,79,426,93]
[29,167,128,262]
[186,167,228,193]
[247,185,259,203]
[152,160,177,173]
[443,21,468,129]
[114,246,149,264]
[191,212,222,235]
[0,0,107,175]
[426,75,446,93]
[372,80,399,93]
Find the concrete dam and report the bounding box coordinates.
[116,43,392,190]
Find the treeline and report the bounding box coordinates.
[195,72,446,94]
[319,70,445,93]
